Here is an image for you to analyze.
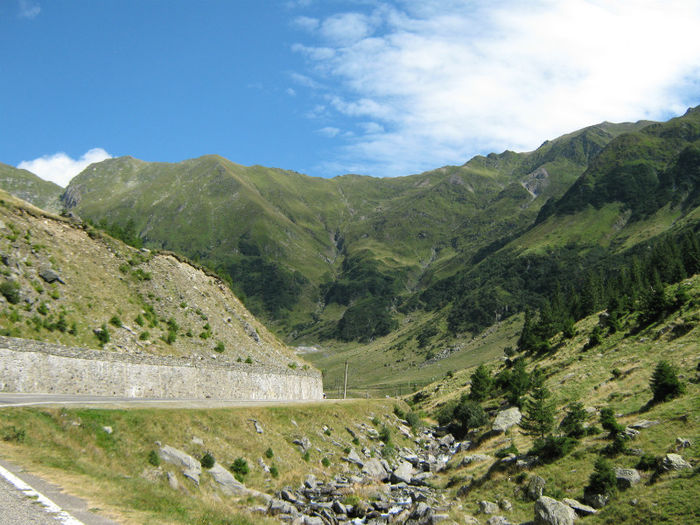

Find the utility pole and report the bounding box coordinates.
[343,360,349,399]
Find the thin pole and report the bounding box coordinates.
[343,360,349,399]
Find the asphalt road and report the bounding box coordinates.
[0,392,329,409]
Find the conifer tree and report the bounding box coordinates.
[468,364,492,401]
[520,368,554,438]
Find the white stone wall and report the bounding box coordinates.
[0,346,323,401]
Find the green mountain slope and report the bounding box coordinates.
[60,120,642,341]
[0,162,63,212]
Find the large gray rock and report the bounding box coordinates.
[209,462,247,495]
[392,460,414,484]
[629,419,659,429]
[361,458,389,481]
[158,445,201,484]
[614,467,641,489]
[479,500,499,514]
[345,448,364,466]
[527,475,546,501]
[661,453,692,471]
[534,496,577,525]
[492,407,522,433]
[39,267,64,284]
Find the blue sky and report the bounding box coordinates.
[2,0,700,186]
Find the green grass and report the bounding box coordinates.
[0,399,409,524]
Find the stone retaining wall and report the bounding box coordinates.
[0,336,322,400]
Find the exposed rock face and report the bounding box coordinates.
[158,445,201,484]
[492,407,522,433]
[361,458,389,481]
[208,463,247,495]
[534,496,577,525]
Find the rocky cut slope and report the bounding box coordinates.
[0,190,318,397]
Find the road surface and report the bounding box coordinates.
[0,392,330,409]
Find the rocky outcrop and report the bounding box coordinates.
[660,453,692,471]
[492,407,522,433]
[534,496,577,525]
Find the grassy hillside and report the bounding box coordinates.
[0,162,63,213]
[0,190,305,369]
[407,273,700,524]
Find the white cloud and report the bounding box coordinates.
[18,148,112,187]
[318,126,341,137]
[293,16,320,32]
[18,0,40,19]
[292,0,700,176]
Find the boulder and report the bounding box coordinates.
[562,498,597,516]
[621,427,640,440]
[479,500,499,514]
[268,498,297,516]
[534,496,577,525]
[158,445,201,484]
[361,458,389,481]
[492,407,522,433]
[614,467,641,489]
[499,498,512,511]
[391,460,414,484]
[527,475,546,501]
[209,463,247,495]
[39,267,64,284]
[661,453,692,471]
[345,448,364,466]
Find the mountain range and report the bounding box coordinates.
[2,107,699,390]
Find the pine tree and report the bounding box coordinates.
[468,364,492,401]
[559,402,587,439]
[506,358,530,407]
[520,368,554,438]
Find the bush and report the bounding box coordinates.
[269,464,279,478]
[321,457,331,467]
[379,425,391,444]
[148,450,161,467]
[214,341,225,353]
[95,324,110,346]
[230,458,249,481]
[600,408,624,438]
[559,402,587,439]
[265,447,274,459]
[602,435,628,457]
[529,435,577,462]
[636,454,659,471]
[200,452,215,469]
[393,406,405,419]
[302,451,310,462]
[0,280,20,304]
[109,315,122,327]
[405,411,421,429]
[650,360,685,403]
[585,457,617,498]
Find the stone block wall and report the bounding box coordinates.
[0,336,323,401]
